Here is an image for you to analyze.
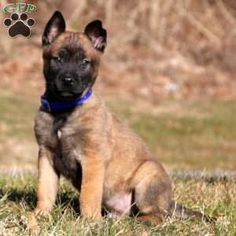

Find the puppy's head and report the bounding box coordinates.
[42,11,107,100]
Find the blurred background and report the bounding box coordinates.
[0,0,235,174]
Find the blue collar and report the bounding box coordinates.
[40,90,92,112]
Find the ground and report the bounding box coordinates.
[0,89,235,235]
[0,175,235,235]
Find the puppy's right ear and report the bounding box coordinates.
[42,11,66,46]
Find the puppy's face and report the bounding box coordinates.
[42,11,107,100]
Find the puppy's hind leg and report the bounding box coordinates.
[131,161,172,224]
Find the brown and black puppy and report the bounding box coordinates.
[29,11,212,231]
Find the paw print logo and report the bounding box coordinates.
[4,13,35,37]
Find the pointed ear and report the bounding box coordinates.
[42,11,66,46]
[84,20,107,52]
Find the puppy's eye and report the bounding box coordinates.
[52,56,62,62]
[82,58,91,65]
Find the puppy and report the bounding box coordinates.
[29,11,212,231]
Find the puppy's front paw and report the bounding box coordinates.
[27,208,50,235]
[27,212,40,236]
[81,209,102,221]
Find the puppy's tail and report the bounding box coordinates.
[169,201,215,223]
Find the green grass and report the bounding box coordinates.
[0,91,37,167]
[0,174,235,235]
[0,90,36,139]
[0,91,236,234]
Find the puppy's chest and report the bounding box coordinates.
[54,134,81,180]
[51,116,83,179]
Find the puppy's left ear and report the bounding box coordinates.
[84,20,107,52]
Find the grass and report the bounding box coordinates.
[0,174,235,235]
[0,90,36,139]
[108,98,236,170]
[0,90,236,234]
[0,90,37,168]
[1,90,236,170]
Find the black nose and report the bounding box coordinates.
[62,77,74,86]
